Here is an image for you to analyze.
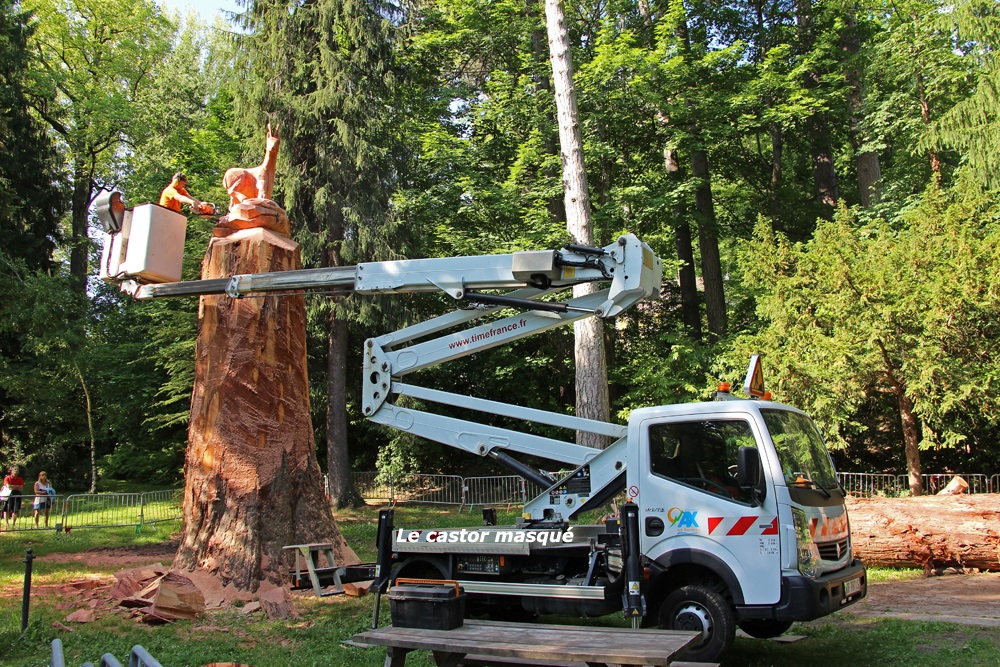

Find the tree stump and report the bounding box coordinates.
[174,228,357,591]
[847,495,1000,572]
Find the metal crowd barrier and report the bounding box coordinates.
[837,473,905,497]
[0,493,63,532]
[0,490,181,533]
[836,472,999,497]
[918,472,992,495]
[464,475,529,509]
[394,474,465,505]
[345,472,532,509]
[343,471,999,504]
[348,471,394,502]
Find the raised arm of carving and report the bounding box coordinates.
[254,123,280,200]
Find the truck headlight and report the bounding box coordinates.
[792,508,821,579]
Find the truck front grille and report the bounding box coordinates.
[817,537,849,561]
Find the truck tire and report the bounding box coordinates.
[658,584,735,664]
[737,619,793,639]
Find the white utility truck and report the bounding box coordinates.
[98,200,866,663]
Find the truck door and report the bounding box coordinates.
[633,415,780,605]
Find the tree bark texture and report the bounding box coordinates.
[810,119,839,212]
[545,0,592,243]
[175,228,357,591]
[842,13,882,208]
[690,149,727,338]
[664,147,701,339]
[897,389,924,496]
[70,167,91,292]
[847,495,1000,572]
[326,313,363,508]
[546,0,610,448]
[574,284,611,449]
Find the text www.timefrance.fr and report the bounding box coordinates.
[448,319,529,350]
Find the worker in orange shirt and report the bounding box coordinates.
[159,172,215,215]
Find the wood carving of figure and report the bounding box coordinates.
[216,123,290,237]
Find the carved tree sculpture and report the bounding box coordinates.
[174,126,356,592]
[215,124,290,237]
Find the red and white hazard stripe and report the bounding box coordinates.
[706,516,778,536]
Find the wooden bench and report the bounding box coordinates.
[352,619,701,667]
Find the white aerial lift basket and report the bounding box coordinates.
[99,203,187,284]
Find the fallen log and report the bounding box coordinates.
[847,494,1000,572]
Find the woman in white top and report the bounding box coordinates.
[33,471,54,528]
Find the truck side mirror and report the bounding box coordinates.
[737,446,765,505]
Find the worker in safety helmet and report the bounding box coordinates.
[159,172,215,215]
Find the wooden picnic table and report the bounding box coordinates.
[351,619,701,667]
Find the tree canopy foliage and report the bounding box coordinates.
[2,0,999,494]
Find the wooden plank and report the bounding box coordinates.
[353,623,697,667]
[358,628,685,655]
[361,626,692,651]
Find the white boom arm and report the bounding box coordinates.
[122,234,662,520]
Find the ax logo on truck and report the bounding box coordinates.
[666,507,699,530]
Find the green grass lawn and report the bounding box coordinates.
[0,503,997,667]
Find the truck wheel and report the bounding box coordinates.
[658,584,735,664]
[737,619,793,639]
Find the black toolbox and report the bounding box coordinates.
[389,578,466,630]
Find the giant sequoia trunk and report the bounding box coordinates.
[848,495,1000,572]
[174,228,357,591]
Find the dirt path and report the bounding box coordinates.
[838,571,1000,627]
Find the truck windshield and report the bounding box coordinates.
[760,408,839,490]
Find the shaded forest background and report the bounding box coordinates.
[2,0,1000,499]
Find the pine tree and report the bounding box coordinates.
[0,0,63,270]
[238,0,410,507]
[923,0,1000,187]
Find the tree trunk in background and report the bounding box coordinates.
[842,12,882,208]
[897,389,924,497]
[811,119,839,213]
[324,204,363,508]
[855,150,882,208]
[326,312,363,508]
[531,18,566,227]
[545,0,609,448]
[847,495,1000,572]
[175,228,357,591]
[794,0,839,216]
[673,15,726,339]
[690,149,727,338]
[70,166,91,292]
[664,147,701,339]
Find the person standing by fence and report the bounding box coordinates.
[2,466,25,528]
[33,472,54,528]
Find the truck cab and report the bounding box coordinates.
[630,396,866,660]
